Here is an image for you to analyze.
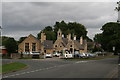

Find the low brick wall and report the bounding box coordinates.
[11,53,42,59]
[10,53,21,59]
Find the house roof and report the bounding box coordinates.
[62,38,68,45]
[73,40,84,50]
[43,40,53,49]
[18,34,41,47]
[28,34,40,42]
[61,38,68,47]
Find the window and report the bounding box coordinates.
[70,45,72,47]
[55,45,57,47]
[60,46,62,47]
[44,50,46,53]
[32,43,36,51]
[25,43,29,52]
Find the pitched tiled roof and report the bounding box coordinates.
[43,40,53,49]
[73,40,84,50]
[62,38,68,45]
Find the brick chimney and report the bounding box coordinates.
[80,36,83,45]
[41,32,46,43]
[74,35,76,40]
[67,33,71,41]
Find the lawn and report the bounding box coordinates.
[0,62,27,74]
[63,55,118,61]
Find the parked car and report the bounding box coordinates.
[79,53,89,59]
[95,51,102,56]
[45,53,52,58]
[87,53,96,58]
[22,52,40,54]
[53,52,61,57]
[64,53,73,59]
[30,52,40,54]
[59,51,73,59]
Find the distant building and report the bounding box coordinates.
[40,32,53,54]
[0,46,8,55]
[54,29,87,53]
[18,29,88,57]
[18,34,41,53]
[18,33,53,55]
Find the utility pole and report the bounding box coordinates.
[115,1,120,22]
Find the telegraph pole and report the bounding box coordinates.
[115,1,120,22]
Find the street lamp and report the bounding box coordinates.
[115,1,120,22]
[113,46,115,55]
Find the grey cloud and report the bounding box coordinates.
[2,2,117,40]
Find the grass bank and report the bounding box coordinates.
[63,55,118,61]
[0,62,27,74]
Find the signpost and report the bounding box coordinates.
[113,46,115,55]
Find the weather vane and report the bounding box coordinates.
[115,1,120,22]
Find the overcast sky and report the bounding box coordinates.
[2,2,118,40]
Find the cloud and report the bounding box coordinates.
[2,2,118,40]
[3,0,119,2]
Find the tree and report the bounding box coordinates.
[2,36,18,56]
[53,21,89,40]
[94,33,103,44]
[94,22,120,53]
[37,21,92,42]
[37,26,56,42]
[43,26,53,31]
[18,37,27,43]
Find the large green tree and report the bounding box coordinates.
[18,37,27,43]
[94,22,120,53]
[2,36,18,56]
[37,21,92,42]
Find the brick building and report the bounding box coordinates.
[54,29,87,53]
[18,33,53,55]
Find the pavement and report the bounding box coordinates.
[1,57,119,79]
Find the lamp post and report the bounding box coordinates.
[115,1,120,22]
[113,46,115,55]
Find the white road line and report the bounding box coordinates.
[30,71,35,73]
[35,70,39,72]
[15,74,20,76]
[75,61,88,64]
[3,62,76,78]
[20,72,26,74]
[26,72,30,73]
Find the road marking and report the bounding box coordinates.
[20,72,26,74]
[75,61,88,64]
[3,61,85,78]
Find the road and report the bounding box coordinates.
[2,57,119,79]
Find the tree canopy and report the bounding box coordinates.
[18,37,27,43]
[37,21,92,42]
[2,36,18,55]
[94,22,120,53]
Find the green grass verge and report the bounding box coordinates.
[0,62,27,74]
[63,55,118,61]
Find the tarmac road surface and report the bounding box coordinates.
[2,57,119,79]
